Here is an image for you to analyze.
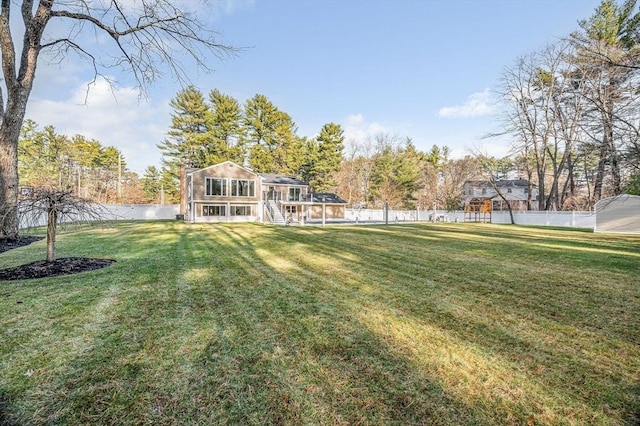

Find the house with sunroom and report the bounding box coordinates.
[180,161,346,224]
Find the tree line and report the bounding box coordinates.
[0,0,236,238]
[9,0,639,234]
[17,120,150,204]
[153,87,346,203]
[495,0,640,210]
[151,87,489,210]
[148,0,640,211]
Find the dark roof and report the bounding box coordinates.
[260,173,307,186]
[465,179,535,188]
[309,193,347,204]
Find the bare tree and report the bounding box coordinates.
[495,41,590,210]
[18,187,109,262]
[471,154,517,224]
[0,0,236,238]
[336,136,379,208]
[570,0,640,202]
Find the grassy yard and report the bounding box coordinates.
[0,221,638,425]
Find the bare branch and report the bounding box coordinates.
[44,1,239,90]
[18,186,111,262]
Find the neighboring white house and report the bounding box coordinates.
[462,179,537,211]
[594,194,640,234]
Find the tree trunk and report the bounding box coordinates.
[490,179,515,224]
[46,204,57,262]
[0,122,22,238]
[592,145,607,204]
[536,168,546,210]
[560,151,575,209]
[610,145,622,195]
[0,0,51,238]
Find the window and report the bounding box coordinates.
[231,179,255,197]
[507,188,512,193]
[481,188,486,195]
[203,205,226,216]
[206,178,227,196]
[288,187,301,201]
[231,205,252,216]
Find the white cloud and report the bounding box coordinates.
[27,78,169,174]
[221,0,256,15]
[438,89,496,118]
[342,113,387,144]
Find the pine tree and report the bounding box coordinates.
[208,89,245,165]
[572,0,640,201]
[142,166,162,203]
[244,94,299,173]
[305,123,344,192]
[158,86,211,170]
[370,138,421,209]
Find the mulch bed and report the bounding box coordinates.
[0,235,44,254]
[0,236,115,281]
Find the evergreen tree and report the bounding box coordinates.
[158,86,211,171]
[142,166,162,203]
[207,89,245,165]
[18,121,129,203]
[160,167,180,204]
[157,86,211,197]
[370,138,421,209]
[305,123,344,192]
[69,135,103,198]
[572,0,640,201]
[396,141,422,209]
[244,94,299,174]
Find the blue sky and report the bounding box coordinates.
[26,0,603,174]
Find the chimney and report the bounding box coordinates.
[179,164,186,216]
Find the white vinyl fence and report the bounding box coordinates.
[101,204,181,221]
[19,203,596,230]
[19,204,181,229]
[345,208,596,229]
[489,210,595,228]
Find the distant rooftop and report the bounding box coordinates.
[465,179,535,188]
[308,193,347,204]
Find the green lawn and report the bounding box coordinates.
[1,221,638,425]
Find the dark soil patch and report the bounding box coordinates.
[0,258,116,281]
[0,236,115,280]
[0,235,44,254]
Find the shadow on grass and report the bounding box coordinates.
[251,223,640,423]
[2,221,638,424]
[184,225,474,424]
[0,391,20,426]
